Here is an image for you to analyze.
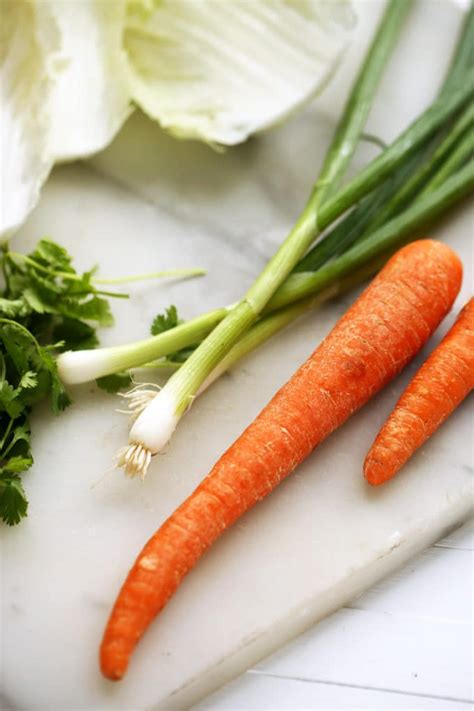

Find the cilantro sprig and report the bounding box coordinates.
[150,305,197,364]
[0,239,118,525]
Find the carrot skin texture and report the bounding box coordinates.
[364,297,473,486]
[100,240,462,681]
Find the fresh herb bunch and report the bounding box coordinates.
[1,239,115,347]
[0,239,116,525]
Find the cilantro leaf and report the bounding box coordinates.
[96,372,133,394]
[52,318,99,351]
[33,239,74,271]
[19,371,38,389]
[0,381,23,419]
[59,295,114,327]
[149,305,197,363]
[0,297,30,319]
[38,346,72,414]
[22,287,49,313]
[151,305,179,336]
[1,456,33,474]
[1,324,32,375]
[166,345,197,363]
[0,475,29,525]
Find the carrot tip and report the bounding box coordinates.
[364,473,386,487]
[100,648,128,681]
[364,458,394,486]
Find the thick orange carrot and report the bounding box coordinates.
[100,240,462,681]
[364,297,473,486]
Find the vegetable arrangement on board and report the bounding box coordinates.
[0,241,202,525]
[99,239,463,680]
[0,0,472,697]
[57,0,474,479]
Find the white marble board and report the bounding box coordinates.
[1,1,473,709]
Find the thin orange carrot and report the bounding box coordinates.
[100,240,462,681]
[364,296,473,486]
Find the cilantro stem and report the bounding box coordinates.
[73,288,130,299]
[93,268,206,284]
[0,418,14,451]
[6,252,205,288]
[3,427,21,458]
[5,252,78,281]
[0,318,42,349]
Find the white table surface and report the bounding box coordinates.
[197,519,473,710]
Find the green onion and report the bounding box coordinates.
[196,257,390,394]
[113,0,416,476]
[269,162,474,311]
[295,8,474,271]
[57,307,229,383]
[313,81,472,233]
[418,124,473,195]
[310,0,413,204]
[438,2,474,97]
[293,151,421,273]
[138,159,473,387]
[351,103,474,242]
[58,109,473,390]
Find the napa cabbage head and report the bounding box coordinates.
[0,0,130,237]
[123,0,355,144]
[0,0,355,236]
